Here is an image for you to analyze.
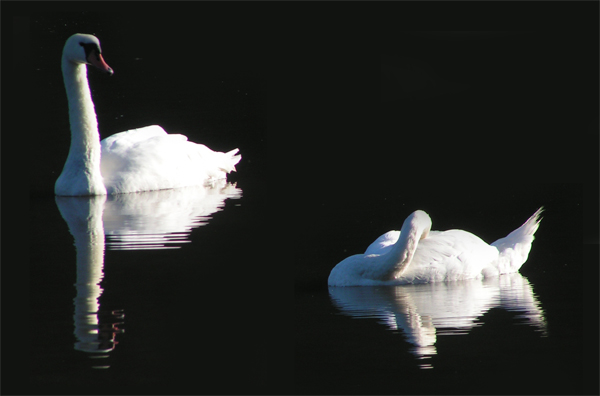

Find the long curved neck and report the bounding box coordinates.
[384,211,431,279]
[63,59,101,166]
[56,58,105,195]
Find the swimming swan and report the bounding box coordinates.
[328,208,543,286]
[55,33,241,196]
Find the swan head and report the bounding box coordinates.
[63,33,113,75]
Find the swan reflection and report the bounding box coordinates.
[329,274,546,369]
[55,182,241,368]
[103,183,242,249]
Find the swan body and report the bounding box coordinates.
[55,34,241,196]
[328,208,543,286]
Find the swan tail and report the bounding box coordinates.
[218,148,242,173]
[491,207,544,273]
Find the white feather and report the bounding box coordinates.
[328,208,544,287]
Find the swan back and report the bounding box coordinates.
[364,230,401,255]
[401,230,498,283]
[100,126,241,194]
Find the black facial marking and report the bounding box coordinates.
[79,42,102,62]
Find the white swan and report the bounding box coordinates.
[55,33,241,196]
[328,208,544,286]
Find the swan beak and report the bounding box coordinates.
[88,52,114,76]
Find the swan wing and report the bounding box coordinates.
[100,125,241,194]
[400,230,498,283]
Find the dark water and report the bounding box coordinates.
[31,189,271,393]
[30,186,593,395]
[10,6,599,396]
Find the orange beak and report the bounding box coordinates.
[87,52,113,75]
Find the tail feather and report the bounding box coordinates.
[219,148,242,173]
[491,207,544,273]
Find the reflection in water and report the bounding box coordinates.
[329,274,546,369]
[103,182,242,250]
[55,182,241,368]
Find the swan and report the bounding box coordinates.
[328,208,544,286]
[55,33,241,196]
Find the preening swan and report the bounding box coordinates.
[328,208,544,286]
[55,33,241,196]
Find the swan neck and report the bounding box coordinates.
[56,57,106,195]
[62,59,101,147]
[388,212,431,278]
